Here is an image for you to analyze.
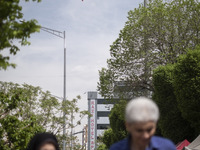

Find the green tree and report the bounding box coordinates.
[0,81,88,150]
[102,128,114,149]
[0,0,41,70]
[0,82,44,150]
[63,95,90,150]
[173,47,200,134]
[97,144,108,150]
[109,100,127,143]
[100,100,127,148]
[153,65,195,143]
[98,0,200,99]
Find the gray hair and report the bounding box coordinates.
[125,97,159,123]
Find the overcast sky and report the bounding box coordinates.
[1,0,143,141]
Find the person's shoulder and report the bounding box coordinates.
[109,138,128,150]
[151,136,176,150]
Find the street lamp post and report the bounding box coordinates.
[41,27,67,150]
[73,130,85,150]
[143,0,149,97]
[144,0,147,7]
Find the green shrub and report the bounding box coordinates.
[153,65,195,143]
[174,46,200,133]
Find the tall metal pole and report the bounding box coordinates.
[63,31,66,150]
[70,111,73,150]
[82,130,84,150]
[39,26,67,150]
[72,130,85,150]
[143,0,148,97]
[144,0,147,7]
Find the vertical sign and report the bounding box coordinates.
[89,99,96,150]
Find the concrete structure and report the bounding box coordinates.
[87,91,115,150]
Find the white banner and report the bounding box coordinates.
[89,99,96,150]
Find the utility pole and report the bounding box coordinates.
[82,130,84,150]
[40,27,67,150]
[144,0,147,7]
[73,129,86,150]
[143,0,149,97]
[63,30,67,150]
[71,110,73,150]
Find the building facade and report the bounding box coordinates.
[87,91,114,150]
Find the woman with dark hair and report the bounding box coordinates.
[26,133,60,150]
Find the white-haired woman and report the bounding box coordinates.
[110,97,176,150]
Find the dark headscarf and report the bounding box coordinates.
[26,133,60,150]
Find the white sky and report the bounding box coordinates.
[0,0,143,143]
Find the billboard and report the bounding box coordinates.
[88,99,97,150]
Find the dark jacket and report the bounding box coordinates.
[110,136,176,150]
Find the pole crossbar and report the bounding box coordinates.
[73,131,84,135]
[41,27,64,39]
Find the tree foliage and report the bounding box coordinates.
[102,128,114,149]
[100,100,127,148]
[109,100,127,143]
[97,144,108,150]
[98,0,200,99]
[0,81,88,150]
[173,47,200,133]
[101,46,200,145]
[0,0,41,70]
[98,0,200,144]
[153,65,195,143]
[100,46,200,145]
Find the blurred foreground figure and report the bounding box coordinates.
[110,97,176,150]
[26,133,60,150]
